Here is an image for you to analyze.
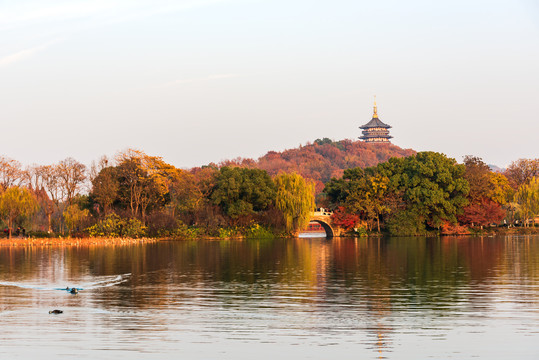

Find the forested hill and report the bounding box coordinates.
[218,138,416,192]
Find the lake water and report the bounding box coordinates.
[1,235,538,359]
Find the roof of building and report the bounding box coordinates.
[360,117,392,129]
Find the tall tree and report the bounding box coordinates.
[91,166,119,215]
[63,204,89,234]
[57,158,87,205]
[458,156,509,226]
[0,186,38,238]
[395,152,469,228]
[115,149,179,222]
[515,177,539,226]
[504,158,539,188]
[274,172,315,233]
[0,157,23,191]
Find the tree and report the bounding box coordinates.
[488,172,512,205]
[458,156,508,226]
[0,157,23,191]
[505,158,539,188]
[459,198,506,227]
[211,167,276,223]
[395,152,469,228]
[63,204,89,234]
[91,166,119,215]
[330,206,360,231]
[515,177,539,226]
[0,186,38,238]
[346,173,391,232]
[57,158,87,205]
[115,150,176,222]
[33,187,55,233]
[40,165,62,207]
[324,167,396,232]
[274,172,315,233]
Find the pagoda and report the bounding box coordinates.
[359,97,392,143]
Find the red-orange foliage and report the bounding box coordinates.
[440,221,470,235]
[331,206,360,230]
[458,198,506,227]
[256,139,415,190]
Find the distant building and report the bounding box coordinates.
[359,97,393,143]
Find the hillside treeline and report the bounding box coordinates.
[218,138,415,193]
[0,140,536,238]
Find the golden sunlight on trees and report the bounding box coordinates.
[504,158,539,188]
[57,158,87,205]
[274,173,315,233]
[0,156,23,191]
[63,204,89,234]
[115,149,180,223]
[0,186,38,238]
[515,177,539,227]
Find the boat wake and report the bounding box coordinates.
[81,274,131,290]
[0,273,131,291]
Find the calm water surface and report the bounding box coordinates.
[1,235,538,359]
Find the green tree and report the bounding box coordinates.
[274,172,315,233]
[345,173,391,232]
[211,167,276,223]
[325,167,397,232]
[0,186,38,238]
[392,152,469,228]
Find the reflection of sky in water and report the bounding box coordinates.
[0,236,538,359]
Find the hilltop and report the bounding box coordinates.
[218,138,416,193]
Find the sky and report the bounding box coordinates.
[1,0,538,169]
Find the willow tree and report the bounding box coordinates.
[274,172,315,233]
[63,204,89,234]
[515,177,539,226]
[0,186,38,238]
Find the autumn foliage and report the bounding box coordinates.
[330,207,360,230]
[0,141,536,238]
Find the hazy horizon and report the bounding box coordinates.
[1,0,538,169]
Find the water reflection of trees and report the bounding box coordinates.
[1,236,538,310]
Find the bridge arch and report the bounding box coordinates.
[309,219,334,238]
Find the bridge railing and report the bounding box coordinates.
[311,208,333,217]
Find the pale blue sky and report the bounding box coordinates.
[1,0,538,168]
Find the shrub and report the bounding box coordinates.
[85,214,147,238]
[243,223,274,239]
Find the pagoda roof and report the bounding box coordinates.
[360,116,392,129]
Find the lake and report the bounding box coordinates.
[0,235,538,359]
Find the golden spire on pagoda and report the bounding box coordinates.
[373,95,378,118]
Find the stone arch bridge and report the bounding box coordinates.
[304,209,344,238]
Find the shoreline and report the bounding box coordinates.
[0,227,537,246]
[0,237,159,247]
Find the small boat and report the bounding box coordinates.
[49,309,63,314]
